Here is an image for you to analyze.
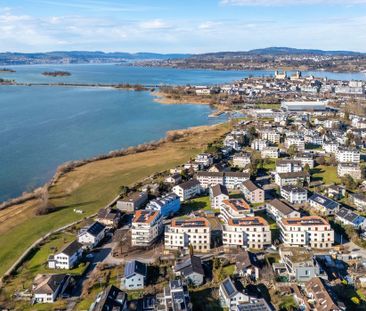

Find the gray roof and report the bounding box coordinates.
[59,240,82,257]
[220,277,239,299]
[211,184,229,197]
[268,199,296,216]
[124,260,147,279]
[175,255,205,277]
[309,193,339,210]
[177,179,200,190]
[92,285,127,311]
[278,171,309,179]
[86,221,106,237]
[242,180,260,192]
[237,299,272,311]
[33,274,68,295]
[336,207,364,224]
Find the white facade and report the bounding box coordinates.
[220,199,253,223]
[285,136,305,152]
[251,139,268,151]
[222,217,271,249]
[172,179,201,202]
[279,216,334,248]
[281,186,308,204]
[233,154,251,168]
[261,147,279,159]
[337,163,362,180]
[131,210,163,247]
[336,148,360,164]
[276,160,302,174]
[165,218,211,253]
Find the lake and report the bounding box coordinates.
[0,64,365,201]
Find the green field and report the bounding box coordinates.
[0,124,229,281]
[180,196,219,216]
[311,165,341,185]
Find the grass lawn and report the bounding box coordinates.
[0,123,230,279]
[1,231,90,309]
[311,165,341,185]
[222,264,235,278]
[180,196,219,216]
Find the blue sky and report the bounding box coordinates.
[0,0,366,53]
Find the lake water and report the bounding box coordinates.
[0,64,365,201]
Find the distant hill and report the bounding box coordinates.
[247,47,363,56]
[0,51,191,65]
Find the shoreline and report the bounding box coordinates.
[0,122,230,280]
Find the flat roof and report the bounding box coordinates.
[132,210,160,224]
[282,216,329,227]
[171,217,209,228]
[222,199,251,212]
[228,216,268,227]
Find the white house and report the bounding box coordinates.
[209,184,229,209]
[308,193,340,215]
[219,277,249,310]
[172,179,201,202]
[122,260,147,290]
[48,240,83,270]
[78,221,106,248]
[280,186,307,204]
[336,148,360,163]
[233,153,251,168]
[131,210,163,247]
[33,274,70,304]
[266,199,300,222]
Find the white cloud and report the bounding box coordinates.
[139,19,171,30]
[221,0,366,6]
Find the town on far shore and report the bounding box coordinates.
[4,71,366,311]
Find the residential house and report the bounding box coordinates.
[251,139,268,151]
[352,193,366,211]
[220,199,253,223]
[279,216,334,248]
[157,279,191,311]
[279,247,320,282]
[146,193,180,218]
[266,199,300,222]
[122,260,147,290]
[90,285,128,311]
[165,217,211,253]
[96,208,121,228]
[260,129,281,144]
[174,255,205,286]
[33,274,70,304]
[335,207,366,229]
[308,193,340,215]
[304,277,345,311]
[165,173,182,185]
[240,180,265,204]
[48,240,83,270]
[223,217,271,249]
[197,171,249,190]
[261,147,279,159]
[275,171,310,187]
[233,153,251,168]
[336,147,360,163]
[276,160,302,173]
[236,299,272,311]
[219,277,249,310]
[280,186,307,204]
[235,251,260,281]
[337,162,362,180]
[209,184,229,209]
[172,179,201,202]
[117,191,148,213]
[131,210,163,247]
[326,185,346,200]
[285,136,305,152]
[195,153,214,167]
[294,153,315,169]
[78,221,106,248]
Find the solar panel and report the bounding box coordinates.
[223,279,236,296]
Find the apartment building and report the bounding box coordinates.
[308,193,340,215]
[164,218,211,253]
[232,153,251,168]
[266,199,300,221]
[251,139,268,151]
[131,210,163,247]
[117,191,148,213]
[240,180,265,204]
[146,193,181,218]
[275,171,310,187]
[294,153,315,169]
[336,148,360,163]
[279,216,334,248]
[285,136,305,152]
[220,199,253,223]
[280,186,307,204]
[196,171,250,190]
[337,162,362,180]
[209,184,229,209]
[261,147,279,159]
[172,179,201,201]
[276,160,302,173]
[260,129,281,144]
[195,153,214,167]
[222,217,271,249]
